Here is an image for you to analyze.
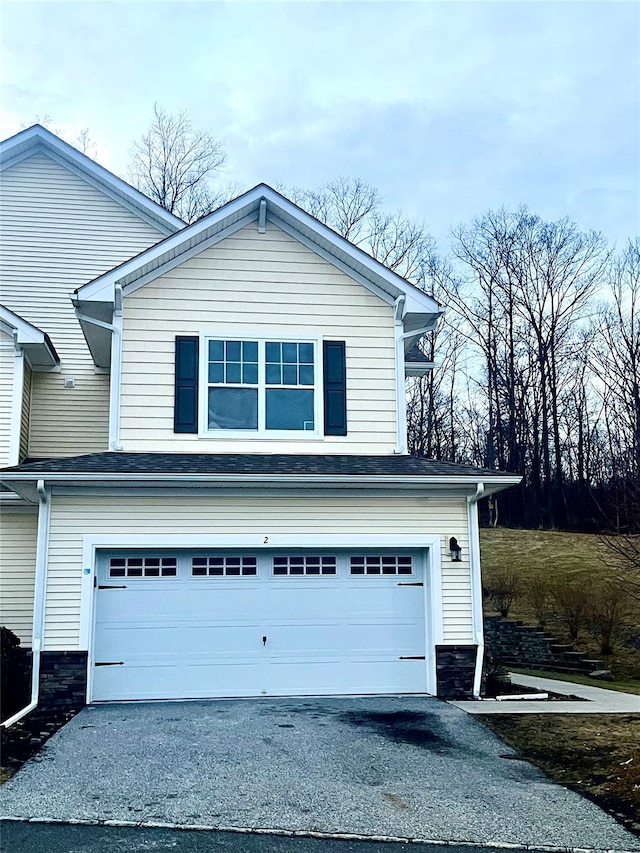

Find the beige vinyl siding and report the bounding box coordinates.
[46,494,473,650]
[0,343,14,466]
[120,224,398,454]
[0,152,166,456]
[0,510,38,644]
[20,360,32,460]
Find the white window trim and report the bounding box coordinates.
[198,331,323,439]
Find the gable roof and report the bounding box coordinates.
[0,305,59,368]
[74,184,442,328]
[0,125,184,235]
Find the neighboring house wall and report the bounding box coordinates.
[0,152,167,457]
[0,509,38,643]
[119,224,398,454]
[20,360,31,460]
[44,494,473,650]
[0,340,13,466]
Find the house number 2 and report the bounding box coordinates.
[264,536,269,544]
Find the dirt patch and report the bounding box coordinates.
[0,708,77,783]
[480,713,640,836]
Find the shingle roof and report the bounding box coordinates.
[1,452,516,479]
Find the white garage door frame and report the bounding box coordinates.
[79,533,444,701]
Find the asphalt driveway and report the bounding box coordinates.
[1,697,638,851]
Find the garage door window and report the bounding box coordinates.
[109,557,178,578]
[273,555,337,576]
[192,556,258,576]
[350,556,413,575]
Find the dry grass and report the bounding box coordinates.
[481,714,640,833]
[480,528,640,682]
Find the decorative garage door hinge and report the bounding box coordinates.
[399,656,426,660]
[98,585,127,590]
[95,661,125,666]
[397,582,423,586]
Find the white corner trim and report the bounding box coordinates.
[426,539,444,695]
[394,296,408,454]
[467,483,485,697]
[8,344,24,466]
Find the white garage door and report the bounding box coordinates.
[92,549,428,701]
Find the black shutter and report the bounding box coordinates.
[323,340,347,436]
[174,336,199,433]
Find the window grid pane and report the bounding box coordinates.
[191,556,258,577]
[272,555,337,576]
[265,341,314,387]
[109,557,178,578]
[208,339,258,387]
[349,556,413,576]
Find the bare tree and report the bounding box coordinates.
[128,104,226,222]
[287,177,436,282]
[22,116,97,158]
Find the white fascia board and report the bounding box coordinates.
[0,306,59,367]
[0,125,183,234]
[1,306,46,345]
[73,183,443,318]
[405,362,435,378]
[1,472,523,489]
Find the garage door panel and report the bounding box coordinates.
[93,549,428,701]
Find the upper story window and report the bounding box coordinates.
[206,338,316,433]
[174,335,346,438]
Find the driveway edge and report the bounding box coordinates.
[0,815,629,853]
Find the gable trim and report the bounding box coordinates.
[74,185,443,325]
[0,125,183,236]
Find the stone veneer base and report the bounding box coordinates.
[435,645,477,698]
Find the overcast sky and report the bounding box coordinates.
[1,1,638,249]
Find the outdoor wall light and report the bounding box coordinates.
[449,537,462,562]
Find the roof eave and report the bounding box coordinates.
[0,471,522,504]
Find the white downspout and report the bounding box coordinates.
[468,482,485,698]
[394,296,407,454]
[2,479,51,728]
[109,285,123,451]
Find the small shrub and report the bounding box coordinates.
[1,626,31,722]
[553,581,588,640]
[485,572,520,617]
[586,584,629,655]
[527,574,551,626]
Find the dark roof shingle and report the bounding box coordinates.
[1,452,516,479]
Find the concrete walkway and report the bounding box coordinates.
[450,673,640,714]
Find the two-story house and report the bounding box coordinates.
[0,125,519,721]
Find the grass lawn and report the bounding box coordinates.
[509,666,640,696]
[480,714,640,833]
[479,527,640,683]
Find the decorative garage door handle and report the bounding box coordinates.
[95,661,125,666]
[397,582,423,587]
[399,656,426,660]
[98,584,127,590]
